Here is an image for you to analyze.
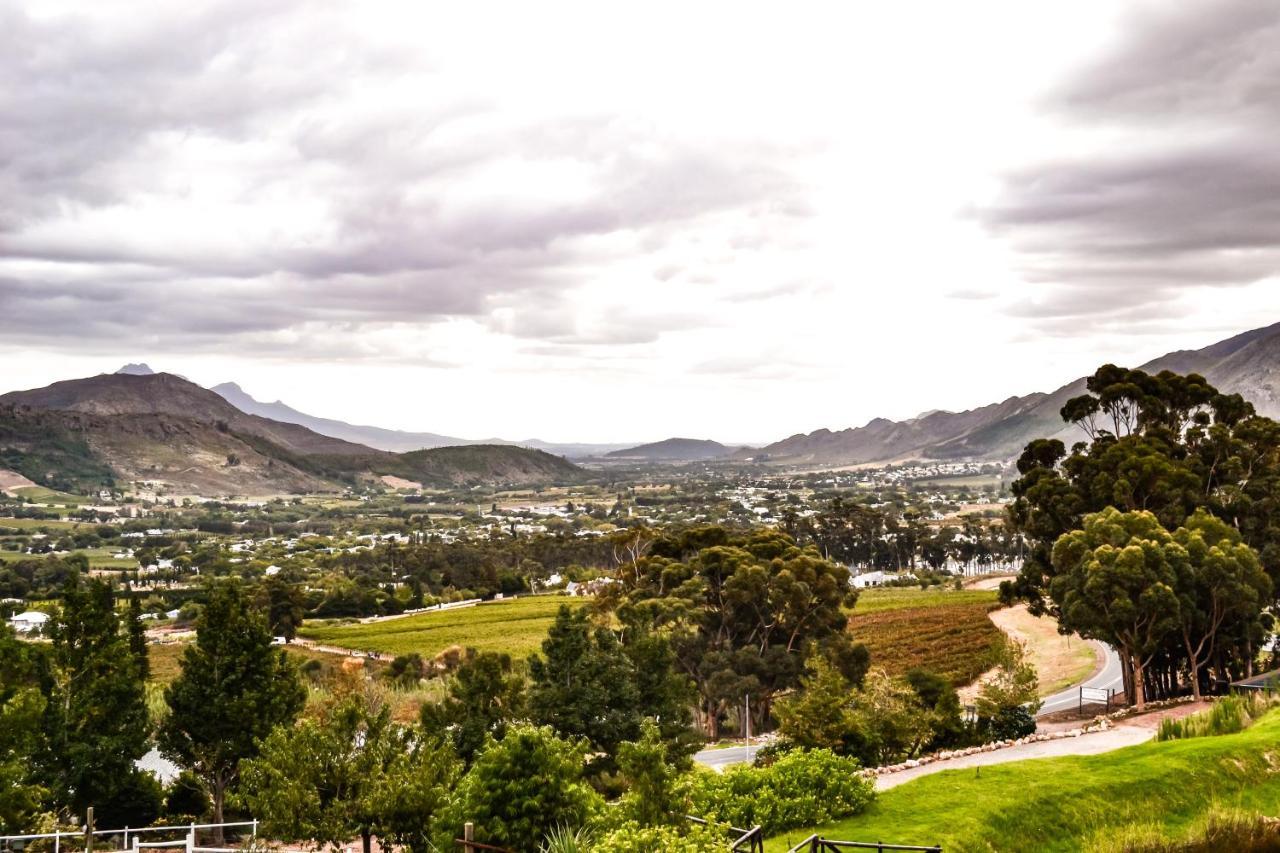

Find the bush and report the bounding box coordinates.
[437,725,602,849]
[981,705,1036,741]
[594,823,720,852]
[687,748,874,835]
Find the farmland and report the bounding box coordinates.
[851,587,1004,687]
[298,595,584,660]
[765,710,1280,852]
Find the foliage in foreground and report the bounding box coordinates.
[1157,693,1280,742]
[1092,807,1280,853]
[688,748,874,836]
[763,709,1280,852]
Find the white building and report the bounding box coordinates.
[9,611,50,633]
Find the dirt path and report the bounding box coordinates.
[989,604,1100,697]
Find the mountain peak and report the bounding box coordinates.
[115,363,155,376]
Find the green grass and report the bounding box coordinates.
[0,546,136,568]
[0,517,84,531]
[765,710,1280,853]
[298,596,584,659]
[854,586,998,613]
[10,485,91,505]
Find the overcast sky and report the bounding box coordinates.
[2,1,1277,443]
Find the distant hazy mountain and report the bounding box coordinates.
[116,363,156,376]
[756,321,1280,466]
[210,381,468,453]
[605,437,737,462]
[1,372,586,493]
[209,379,629,458]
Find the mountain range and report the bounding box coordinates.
[0,372,583,494]
[750,322,1280,466]
[604,438,740,462]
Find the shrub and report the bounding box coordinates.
[437,725,602,849]
[594,823,720,852]
[981,705,1036,740]
[687,748,874,835]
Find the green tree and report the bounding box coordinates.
[774,654,857,753]
[420,651,525,765]
[1051,508,1182,709]
[974,641,1041,718]
[616,719,683,827]
[127,595,150,681]
[241,692,458,853]
[1171,510,1272,700]
[40,571,156,826]
[603,527,864,739]
[0,623,47,832]
[257,575,306,641]
[528,606,640,772]
[437,724,601,851]
[160,583,305,837]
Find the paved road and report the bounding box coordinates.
[693,744,758,770]
[875,725,1153,790]
[1037,641,1124,717]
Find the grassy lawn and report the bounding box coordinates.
[148,641,367,685]
[298,595,583,660]
[0,546,137,568]
[766,710,1280,853]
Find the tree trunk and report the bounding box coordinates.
[1132,659,1147,711]
[1183,635,1203,702]
[362,828,371,853]
[212,778,226,846]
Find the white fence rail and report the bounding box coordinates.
[1,821,259,853]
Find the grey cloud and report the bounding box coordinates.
[978,1,1280,322]
[0,2,806,356]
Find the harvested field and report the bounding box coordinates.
[851,599,1006,687]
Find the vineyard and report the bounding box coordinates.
[850,595,1006,687]
[298,595,584,660]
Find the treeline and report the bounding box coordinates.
[781,498,1023,572]
[1006,366,1280,708]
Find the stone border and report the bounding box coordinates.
[865,697,1198,778]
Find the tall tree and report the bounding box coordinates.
[40,572,155,826]
[257,575,306,641]
[1171,510,1271,698]
[1050,508,1182,709]
[127,595,150,681]
[242,692,458,853]
[0,623,47,833]
[528,605,640,773]
[160,582,305,839]
[420,651,525,765]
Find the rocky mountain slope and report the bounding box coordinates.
[756,321,1280,466]
[0,373,585,494]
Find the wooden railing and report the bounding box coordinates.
[786,836,942,853]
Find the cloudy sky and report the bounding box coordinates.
[2,1,1277,443]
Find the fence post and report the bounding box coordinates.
[123,828,129,852]
[186,824,194,853]
[462,822,474,851]
[54,831,60,853]
[85,808,95,853]
[132,836,140,853]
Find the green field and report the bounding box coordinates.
[298,595,584,659]
[0,517,84,531]
[766,710,1280,852]
[854,586,998,613]
[0,546,137,568]
[11,486,91,505]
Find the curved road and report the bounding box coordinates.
[1037,641,1124,717]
